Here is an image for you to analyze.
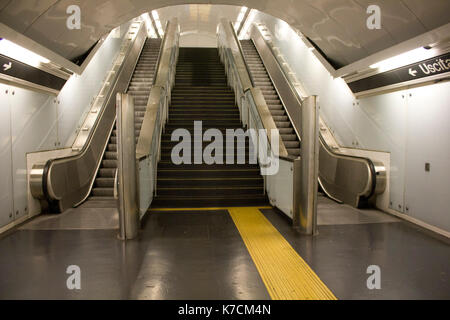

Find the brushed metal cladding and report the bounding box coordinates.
[30,23,148,213]
[116,93,138,240]
[1,1,450,68]
[318,135,384,208]
[297,96,319,235]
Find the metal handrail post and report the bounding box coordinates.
[117,93,139,240]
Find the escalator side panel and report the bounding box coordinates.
[90,39,162,200]
[240,40,301,157]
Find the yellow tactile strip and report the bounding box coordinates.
[228,207,337,300]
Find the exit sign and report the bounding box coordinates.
[348,52,450,94]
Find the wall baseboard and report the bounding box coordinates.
[0,215,30,237]
[383,207,450,240]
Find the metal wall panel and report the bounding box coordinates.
[0,83,14,227]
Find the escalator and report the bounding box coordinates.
[240,40,301,158]
[89,39,162,200]
[239,37,385,208]
[151,48,268,207]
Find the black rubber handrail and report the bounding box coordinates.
[229,21,255,87]
[152,21,170,86]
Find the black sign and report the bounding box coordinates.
[0,54,66,91]
[348,52,450,94]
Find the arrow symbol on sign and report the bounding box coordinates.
[409,68,417,77]
[3,62,12,71]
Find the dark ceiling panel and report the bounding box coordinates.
[0,0,449,68]
[0,0,58,33]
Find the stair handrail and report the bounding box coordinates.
[30,20,148,213]
[136,18,179,161]
[152,21,169,86]
[217,19,289,160]
[134,18,180,218]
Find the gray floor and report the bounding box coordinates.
[0,196,449,300]
[20,200,119,231]
[317,196,399,225]
[131,210,270,300]
[261,196,450,300]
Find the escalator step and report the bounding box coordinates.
[241,40,301,158]
[90,38,162,200]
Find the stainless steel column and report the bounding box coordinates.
[294,96,319,235]
[116,93,139,240]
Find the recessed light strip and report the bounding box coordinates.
[238,9,257,39]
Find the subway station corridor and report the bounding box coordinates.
[0,1,449,304]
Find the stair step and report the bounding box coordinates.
[157,177,263,188]
[151,195,269,208]
[157,186,264,197]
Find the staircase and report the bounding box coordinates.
[152,48,268,208]
[89,38,162,200]
[240,40,301,157]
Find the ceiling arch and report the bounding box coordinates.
[1,0,449,68]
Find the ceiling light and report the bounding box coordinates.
[151,10,164,37]
[236,7,247,23]
[370,47,436,72]
[141,13,157,38]
[151,11,160,21]
[0,39,50,67]
[239,9,256,39]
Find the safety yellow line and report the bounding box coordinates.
[228,207,337,300]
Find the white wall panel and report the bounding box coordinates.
[0,83,14,227]
[10,87,56,220]
[0,22,130,231]
[358,92,408,212]
[267,160,293,219]
[404,83,450,231]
